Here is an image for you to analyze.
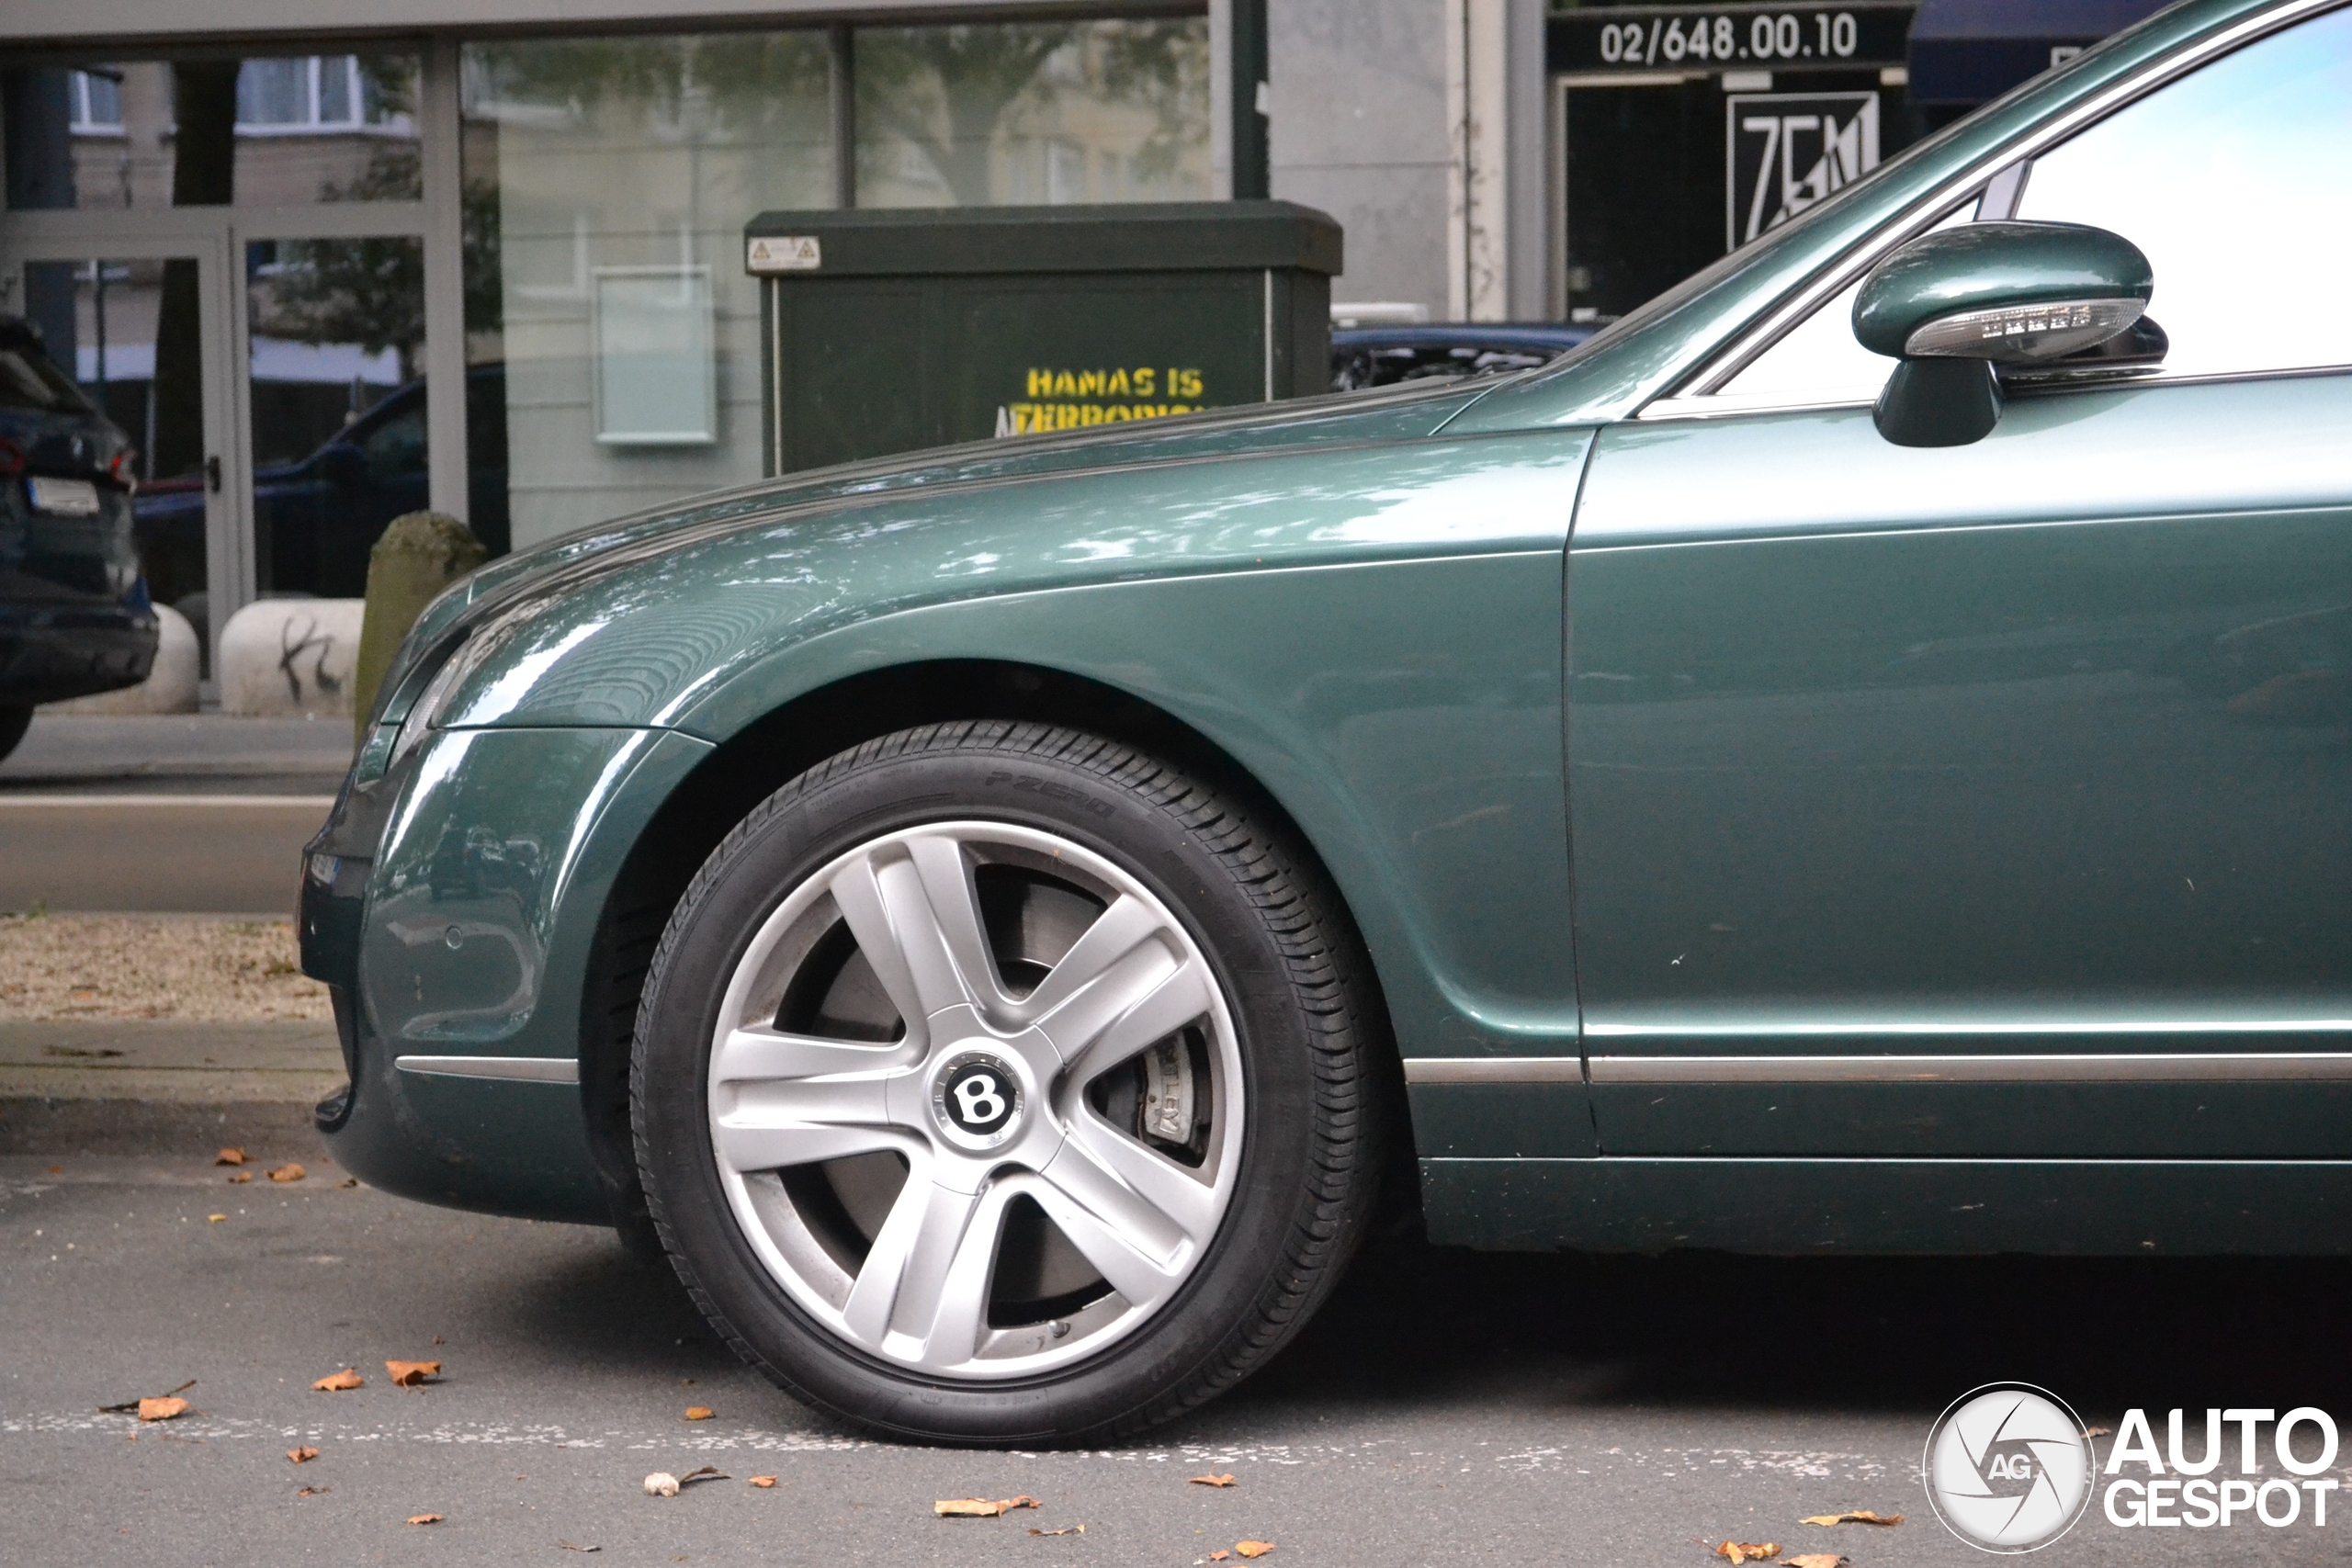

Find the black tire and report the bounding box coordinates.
[631,721,1387,1445]
[0,705,29,766]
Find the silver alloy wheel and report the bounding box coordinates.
[706,820,1243,1381]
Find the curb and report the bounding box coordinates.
[0,1096,324,1157]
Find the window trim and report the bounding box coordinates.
[233,55,410,138]
[1637,0,2352,423]
[68,68,126,136]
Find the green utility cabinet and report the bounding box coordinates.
[745,201,1342,474]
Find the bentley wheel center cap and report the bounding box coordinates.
[931,1050,1023,1150]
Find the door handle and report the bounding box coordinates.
[205,454,221,493]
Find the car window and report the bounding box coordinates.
[1709,207,1972,407]
[2013,6,2352,379]
[0,344,95,414]
[1705,6,2352,410]
[360,399,427,477]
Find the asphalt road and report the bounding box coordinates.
[6,1155,2350,1568]
[0,795,333,915]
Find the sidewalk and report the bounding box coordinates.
[0,716,345,913]
[0,712,353,795]
[0,1019,339,1156]
[0,914,341,1157]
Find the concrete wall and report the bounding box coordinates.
[1268,0,1452,317]
[1266,0,1548,322]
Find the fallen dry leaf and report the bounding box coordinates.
[407,1513,443,1526]
[675,1466,726,1488]
[1030,1524,1085,1536]
[386,1359,441,1386]
[214,1147,246,1166]
[1208,1553,1230,1562]
[559,1543,601,1553]
[338,1178,358,1189]
[644,1473,681,1498]
[98,1378,195,1415]
[1236,1544,1276,1560]
[288,1446,319,1464]
[267,1163,306,1183]
[749,1477,777,1489]
[312,1369,363,1392]
[1717,1544,1780,1564]
[136,1396,189,1422]
[297,1486,329,1497]
[683,1406,713,1421]
[1783,1557,1848,1568]
[228,1172,253,1184]
[1191,1472,1238,1488]
[206,1213,227,1223]
[934,1495,1042,1517]
[1800,1511,1901,1528]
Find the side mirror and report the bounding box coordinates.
[1853,220,2154,447]
[316,441,367,487]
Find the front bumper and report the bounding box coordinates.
[298,722,712,1224]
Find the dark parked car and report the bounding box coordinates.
[135,363,508,613]
[309,0,2352,1449]
[0,315,154,763]
[1329,321,1593,390]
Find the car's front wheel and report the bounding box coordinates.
[632,722,1386,1444]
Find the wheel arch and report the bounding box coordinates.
[577,658,1413,1249]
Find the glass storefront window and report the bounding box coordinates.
[247,232,433,596]
[461,19,1209,553]
[3,54,421,213]
[854,20,1209,208]
[461,32,833,549]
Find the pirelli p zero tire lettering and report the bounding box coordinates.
[630,721,1388,1445]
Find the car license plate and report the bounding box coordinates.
[27,476,100,516]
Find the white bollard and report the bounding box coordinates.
[40,602,202,716]
[217,598,368,718]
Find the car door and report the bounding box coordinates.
[1567,6,2352,1158]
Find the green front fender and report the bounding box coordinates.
[669,550,1586,1085]
[324,725,711,1220]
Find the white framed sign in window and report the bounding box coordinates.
[592,265,717,446]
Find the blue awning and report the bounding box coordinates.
[1908,0,2173,107]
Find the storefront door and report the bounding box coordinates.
[0,202,429,674]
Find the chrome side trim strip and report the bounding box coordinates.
[394,1055,580,1084]
[1591,1054,2352,1084]
[1402,1057,1583,1085]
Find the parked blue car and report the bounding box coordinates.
[1329,322,1594,391]
[134,363,509,617]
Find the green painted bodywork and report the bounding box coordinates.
[307,0,2352,1252]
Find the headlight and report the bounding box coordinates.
[386,612,529,770]
[351,600,536,784]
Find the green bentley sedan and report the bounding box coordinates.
[302,0,2352,1444]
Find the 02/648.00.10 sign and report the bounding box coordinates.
[1547,5,1915,73]
[1725,91,1881,248]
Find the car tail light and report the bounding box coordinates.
[108,447,139,493]
[0,439,22,477]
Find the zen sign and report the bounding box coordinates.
[1725,91,1882,248]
